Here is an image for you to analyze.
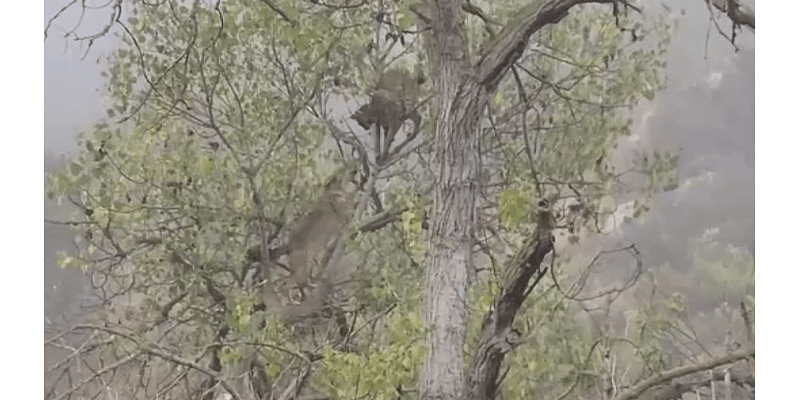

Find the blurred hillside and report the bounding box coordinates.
[627,48,754,279]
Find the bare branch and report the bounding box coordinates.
[610,347,754,400]
[52,351,140,400]
[637,369,754,400]
[259,0,298,27]
[705,0,755,30]
[477,0,620,89]
[44,0,79,40]
[357,208,407,232]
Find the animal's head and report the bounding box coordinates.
[350,105,374,130]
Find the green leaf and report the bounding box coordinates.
[492,91,503,107]
[498,189,531,229]
[69,161,83,176]
[396,10,411,30]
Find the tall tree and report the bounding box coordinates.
[413,2,752,398]
[45,1,754,400]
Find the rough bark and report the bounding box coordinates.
[421,1,617,399]
[421,0,482,396]
[463,233,554,400]
[422,2,617,400]
[422,78,489,400]
[420,1,755,399]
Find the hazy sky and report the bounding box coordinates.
[45,0,116,159]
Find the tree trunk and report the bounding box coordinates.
[421,1,574,398]
[421,1,756,399]
[422,79,489,400]
[421,1,489,399]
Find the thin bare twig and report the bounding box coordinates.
[259,0,298,26]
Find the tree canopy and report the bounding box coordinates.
[45,1,754,400]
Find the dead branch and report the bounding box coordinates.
[636,369,754,400]
[704,0,755,30]
[609,347,754,400]
[52,351,141,400]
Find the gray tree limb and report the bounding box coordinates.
[463,233,554,400]
[610,348,755,400]
[705,0,755,29]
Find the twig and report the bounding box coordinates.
[609,348,754,400]
[259,0,298,26]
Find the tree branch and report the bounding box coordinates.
[52,351,140,400]
[636,369,754,400]
[463,233,555,400]
[48,324,246,400]
[475,0,753,90]
[258,0,298,27]
[609,347,755,400]
[476,0,618,89]
[705,0,755,30]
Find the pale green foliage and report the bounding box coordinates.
[693,235,754,294]
[498,188,533,229]
[468,270,596,398]
[481,7,676,243]
[466,258,620,399]
[226,295,255,334]
[351,223,425,312]
[47,1,379,393]
[320,311,425,400]
[46,0,683,398]
[400,206,427,262]
[218,346,244,366]
[350,186,428,312]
